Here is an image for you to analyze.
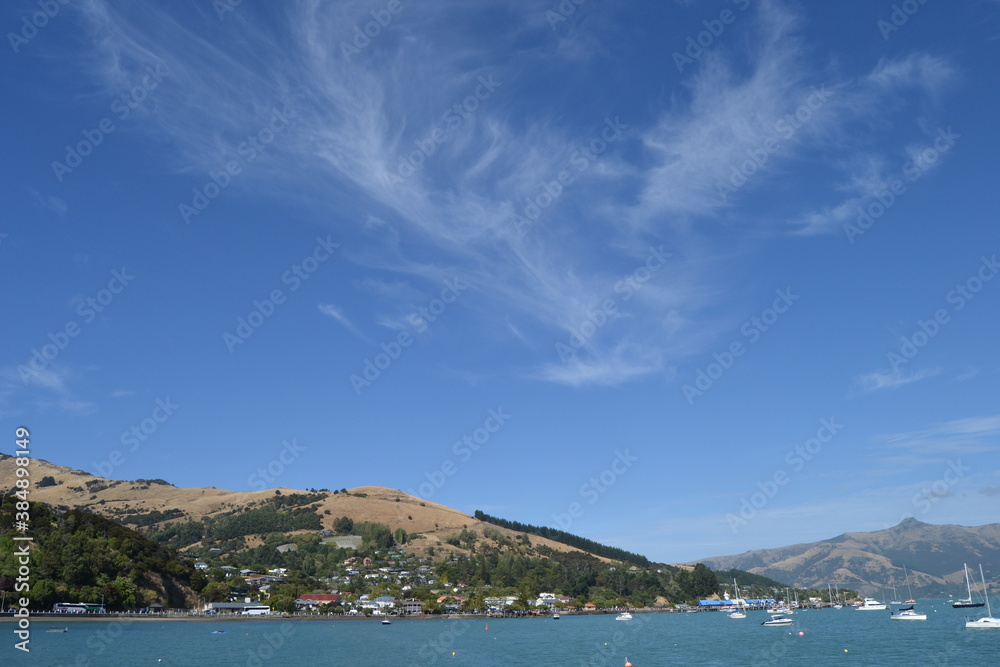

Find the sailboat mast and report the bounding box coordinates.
[980,564,993,618]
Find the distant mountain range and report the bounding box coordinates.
[692,518,1000,596]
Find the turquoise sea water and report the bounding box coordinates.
[5,601,997,666]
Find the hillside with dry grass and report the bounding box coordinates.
[0,454,608,562]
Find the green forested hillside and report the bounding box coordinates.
[0,498,196,609]
[473,510,649,566]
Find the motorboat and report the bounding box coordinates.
[856,598,888,611]
[761,614,794,626]
[381,619,392,625]
[890,606,927,621]
[728,610,747,619]
[615,612,633,621]
[553,613,560,619]
[46,627,68,633]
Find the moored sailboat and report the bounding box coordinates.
[965,564,1000,629]
[953,563,986,609]
[728,578,747,619]
[890,605,927,621]
[902,565,916,604]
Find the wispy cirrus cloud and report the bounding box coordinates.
[318,303,371,343]
[873,414,1000,467]
[68,0,959,387]
[0,364,97,417]
[856,366,941,394]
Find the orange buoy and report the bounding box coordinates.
[625,660,633,667]
[485,623,489,630]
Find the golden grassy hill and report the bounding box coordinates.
[0,454,604,561]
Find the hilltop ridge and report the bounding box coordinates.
[692,518,1000,595]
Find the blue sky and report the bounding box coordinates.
[3,0,999,565]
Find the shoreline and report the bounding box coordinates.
[0,609,679,623]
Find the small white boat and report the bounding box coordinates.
[727,578,747,619]
[965,564,1000,629]
[761,614,794,627]
[615,612,633,621]
[856,598,888,611]
[552,613,560,620]
[46,627,68,633]
[381,619,392,625]
[890,606,927,621]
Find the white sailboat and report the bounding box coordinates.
[902,565,916,604]
[890,606,927,621]
[728,579,747,619]
[965,564,1000,629]
[773,588,794,614]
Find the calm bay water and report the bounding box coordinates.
[6,600,997,666]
